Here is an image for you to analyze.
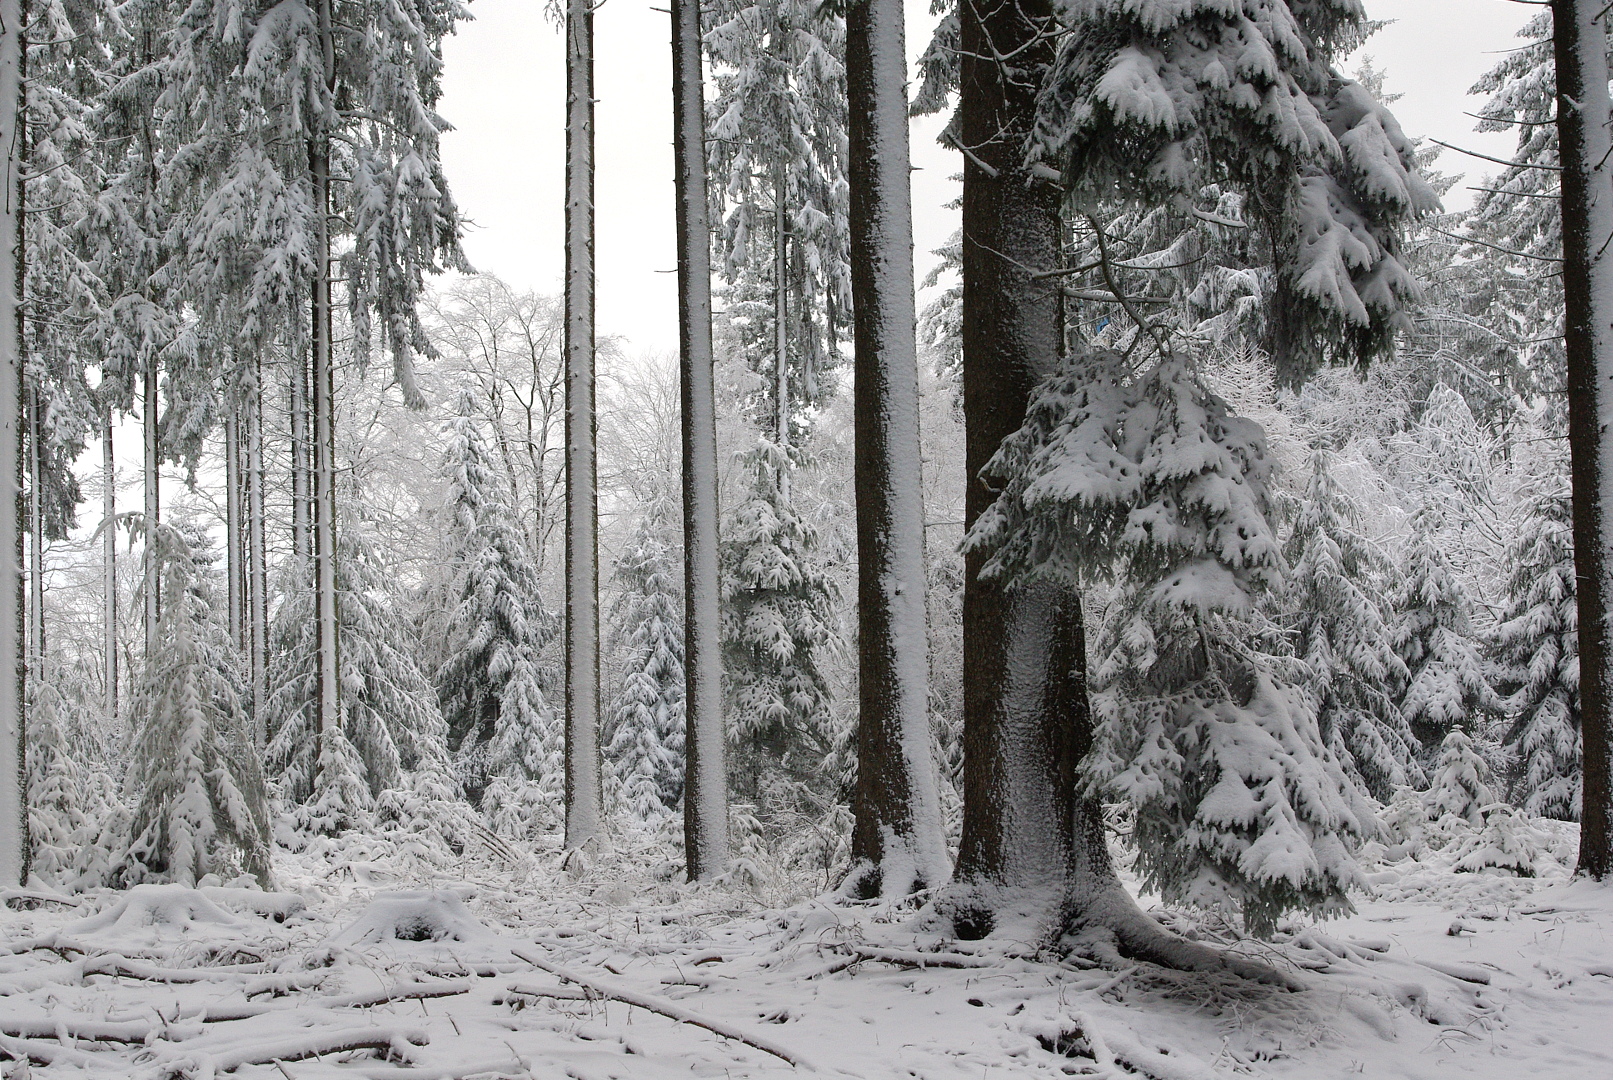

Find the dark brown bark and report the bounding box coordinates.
[671,0,729,879]
[1554,0,1613,878]
[846,0,950,896]
[310,0,339,763]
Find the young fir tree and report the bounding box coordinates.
[1390,503,1499,758]
[971,353,1373,935]
[1283,451,1422,797]
[436,390,560,808]
[116,522,271,887]
[1493,487,1581,819]
[721,442,839,814]
[25,679,90,887]
[1423,729,1497,829]
[267,517,451,835]
[607,495,687,821]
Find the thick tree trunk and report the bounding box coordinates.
[26,388,42,667]
[845,0,950,897]
[0,0,23,886]
[142,357,159,654]
[671,0,729,880]
[1555,0,1613,879]
[103,409,116,723]
[247,376,267,746]
[310,0,339,768]
[774,161,790,470]
[564,0,603,849]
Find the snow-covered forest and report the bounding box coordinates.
[1,1,1611,1078]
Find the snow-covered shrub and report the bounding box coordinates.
[971,351,1372,934]
[115,522,271,888]
[1378,785,1431,860]
[1451,804,1543,877]
[1423,730,1497,830]
[26,678,91,886]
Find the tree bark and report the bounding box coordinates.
[1554,0,1613,879]
[845,0,951,897]
[564,0,603,849]
[0,0,23,886]
[103,408,116,723]
[26,388,42,668]
[142,356,158,655]
[774,160,790,478]
[290,334,310,562]
[224,410,244,649]
[310,0,340,769]
[672,0,729,880]
[247,371,267,746]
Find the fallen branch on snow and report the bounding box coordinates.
[161,1026,429,1075]
[202,979,471,1021]
[510,946,817,1070]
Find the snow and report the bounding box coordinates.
[4,841,1613,1079]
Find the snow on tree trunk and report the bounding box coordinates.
[1552,0,1613,878]
[225,411,243,649]
[247,378,267,747]
[26,387,44,667]
[290,345,311,562]
[0,0,24,887]
[844,0,950,898]
[311,0,340,783]
[143,357,159,652]
[564,0,604,850]
[671,0,729,879]
[103,408,117,724]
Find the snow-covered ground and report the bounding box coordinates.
[3,838,1611,1080]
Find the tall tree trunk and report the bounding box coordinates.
[26,387,42,667]
[1555,0,1613,879]
[142,356,159,654]
[224,409,244,649]
[672,0,729,879]
[290,335,311,562]
[845,0,950,897]
[563,0,603,849]
[310,0,340,771]
[102,408,116,723]
[0,0,24,886]
[247,373,267,746]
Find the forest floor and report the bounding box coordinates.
[2,834,1611,1080]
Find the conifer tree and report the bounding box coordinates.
[117,522,270,887]
[436,391,559,806]
[1284,451,1421,797]
[1423,729,1497,829]
[1493,487,1580,819]
[1391,504,1499,756]
[607,496,686,820]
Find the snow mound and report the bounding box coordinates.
[326,891,507,951]
[70,883,248,935]
[198,885,309,922]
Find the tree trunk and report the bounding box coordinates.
[103,408,116,723]
[672,0,729,880]
[290,335,311,562]
[1555,0,1613,879]
[26,387,42,667]
[310,0,340,770]
[774,161,789,464]
[845,0,950,897]
[225,410,244,650]
[0,0,23,886]
[247,372,267,746]
[564,0,603,850]
[142,356,159,655]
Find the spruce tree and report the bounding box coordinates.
[117,522,271,887]
[1284,451,1421,797]
[607,496,687,821]
[1493,487,1580,819]
[1391,503,1499,756]
[436,391,560,807]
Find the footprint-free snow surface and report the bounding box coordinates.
[3,846,1611,1079]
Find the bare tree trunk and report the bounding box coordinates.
[103,409,116,722]
[672,0,728,880]
[26,388,42,668]
[564,0,603,850]
[142,356,159,654]
[0,0,24,886]
[247,372,267,746]
[773,161,790,502]
[845,0,950,898]
[225,410,244,649]
[1555,0,1613,878]
[290,335,311,562]
[310,0,339,769]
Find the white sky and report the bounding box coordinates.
[435,0,1536,359]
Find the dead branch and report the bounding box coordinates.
[202,979,472,1021]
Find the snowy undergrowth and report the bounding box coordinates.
[2,834,1611,1080]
